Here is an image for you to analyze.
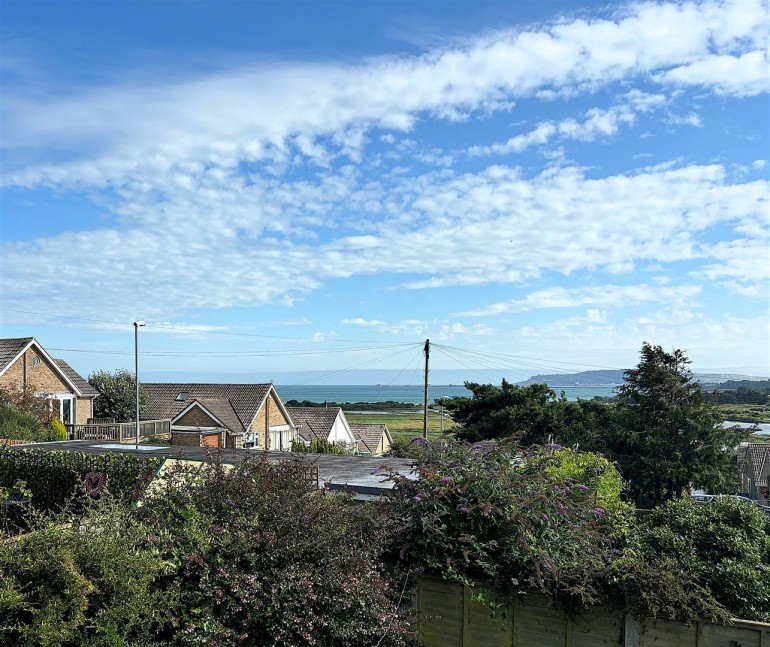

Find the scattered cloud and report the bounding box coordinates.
[456,284,703,317]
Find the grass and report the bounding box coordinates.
[719,404,770,424]
[345,411,456,444]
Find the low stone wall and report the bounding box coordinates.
[417,576,770,647]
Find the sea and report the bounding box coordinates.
[276,384,619,404]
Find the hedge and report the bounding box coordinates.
[0,446,162,512]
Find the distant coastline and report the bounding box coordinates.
[276,384,618,404]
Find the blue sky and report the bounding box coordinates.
[1,0,768,381]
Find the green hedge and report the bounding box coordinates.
[0,446,162,512]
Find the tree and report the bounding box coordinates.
[87,369,145,422]
[440,380,560,444]
[614,342,747,507]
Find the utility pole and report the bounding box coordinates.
[422,338,430,439]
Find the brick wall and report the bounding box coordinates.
[171,431,204,447]
[249,391,291,449]
[176,406,219,428]
[76,398,93,426]
[0,348,70,394]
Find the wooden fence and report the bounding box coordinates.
[65,419,171,442]
[417,576,770,647]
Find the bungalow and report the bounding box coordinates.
[0,337,99,425]
[143,383,296,450]
[349,423,393,457]
[738,443,770,504]
[287,406,358,451]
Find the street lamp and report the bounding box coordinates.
[134,321,146,448]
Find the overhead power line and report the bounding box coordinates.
[46,343,412,358]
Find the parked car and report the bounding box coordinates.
[691,494,715,504]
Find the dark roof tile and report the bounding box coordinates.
[287,407,343,443]
[350,423,389,454]
[0,338,34,373]
[55,359,99,397]
[144,383,275,434]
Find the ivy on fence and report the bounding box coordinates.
[0,446,162,512]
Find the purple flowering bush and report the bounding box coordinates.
[389,441,625,611]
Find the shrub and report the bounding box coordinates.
[617,497,770,622]
[291,438,355,454]
[0,386,54,425]
[45,418,67,442]
[138,455,413,646]
[388,441,624,612]
[536,447,630,515]
[0,495,171,646]
[0,404,44,442]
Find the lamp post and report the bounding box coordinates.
[134,321,146,448]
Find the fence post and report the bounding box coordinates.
[462,586,470,646]
[624,613,641,647]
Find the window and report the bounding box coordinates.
[31,354,41,367]
[175,391,189,401]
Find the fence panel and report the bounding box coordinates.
[573,607,624,647]
[640,618,696,647]
[515,594,569,647]
[417,576,770,647]
[419,577,464,647]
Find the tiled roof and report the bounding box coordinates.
[0,338,33,373]
[744,444,770,482]
[55,359,99,397]
[0,338,96,398]
[350,423,388,454]
[144,383,274,433]
[183,398,244,433]
[287,407,343,443]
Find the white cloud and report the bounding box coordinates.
[2,161,766,322]
[456,284,703,317]
[510,311,770,372]
[342,318,388,327]
[657,50,770,96]
[2,0,767,188]
[449,90,671,156]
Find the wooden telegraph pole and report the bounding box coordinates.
[422,338,430,439]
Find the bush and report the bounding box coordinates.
[389,441,624,612]
[0,404,44,442]
[45,418,67,442]
[292,438,355,454]
[0,495,171,646]
[138,455,413,646]
[618,497,770,622]
[536,447,630,515]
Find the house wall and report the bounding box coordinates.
[329,414,356,447]
[176,407,220,428]
[0,348,70,394]
[1,345,90,424]
[378,432,392,456]
[249,391,293,449]
[171,431,204,447]
[171,430,224,447]
[76,398,93,425]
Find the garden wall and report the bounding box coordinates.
[417,576,770,647]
